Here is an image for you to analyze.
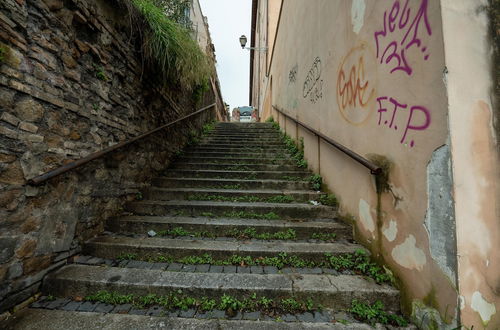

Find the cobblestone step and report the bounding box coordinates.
[143,187,324,202]
[4,308,417,330]
[125,200,336,220]
[152,177,313,190]
[83,236,360,261]
[42,265,401,311]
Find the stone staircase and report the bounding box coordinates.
[4,122,413,329]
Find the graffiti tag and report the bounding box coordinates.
[376,96,431,147]
[303,57,323,103]
[374,0,432,76]
[336,45,375,125]
[289,64,298,84]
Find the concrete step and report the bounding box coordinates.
[182,151,292,158]
[143,187,323,202]
[153,178,312,190]
[169,162,304,172]
[176,156,296,165]
[201,138,283,144]
[106,215,351,240]
[83,236,362,261]
[163,169,310,180]
[125,200,336,220]
[189,143,288,150]
[187,146,289,153]
[42,265,401,311]
[4,308,415,329]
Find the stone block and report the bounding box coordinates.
[0,125,18,139]
[19,122,38,133]
[1,112,20,126]
[42,0,63,11]
[0,189,23,209]
[22,255,51,275]
[0,237,17,264]
[15,239,37,259]
[14,98,44,122]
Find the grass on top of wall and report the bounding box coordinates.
[126,0,213,90]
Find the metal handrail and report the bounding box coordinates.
[272,105,381,175]
[28,103,216,185]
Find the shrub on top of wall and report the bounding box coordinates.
[125,0,213,90]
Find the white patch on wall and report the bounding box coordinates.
[351,0,366,34]
[383,220,398,242]
[358,199,375,235]
[471,291,496,324]
[391,235,426,271]
[459,296,465,310]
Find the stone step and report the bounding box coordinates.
[197,142,287,148]
[176,156,296,165]
[125,200,335,220]
[182,151,292,158]
[83,236,361,261]
[201,138,283,143]
[170,162,303,172]
[163,169,310,180]
[42,265,401,311]
[153,178,312,190]
[4,308,415,329]
[186,146,289,153]
[106,215,351,240]
[143,187,323,202]
[188,144,289,150]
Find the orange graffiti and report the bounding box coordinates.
[336,44,376,126]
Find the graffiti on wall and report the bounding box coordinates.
[336,44,376,125]
[374,0,432,76]
[303,57,323,104]
[289,64,298,84]
[376,96,431,147]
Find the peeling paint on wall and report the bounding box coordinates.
[358,199,375,235]
[423,144,457,286]
[351,0,365,34]
[471,291,496,324]
[383,219,398,242]
[391,235,426,271]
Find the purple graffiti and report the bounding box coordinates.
[377,96,431,148]
[374,0,432,75]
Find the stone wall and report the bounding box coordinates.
[0,0,223,312]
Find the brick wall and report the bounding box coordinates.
[0,0,223,312]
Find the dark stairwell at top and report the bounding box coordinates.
[3,122,414,329]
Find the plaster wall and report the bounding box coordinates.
[441,0,499,328]
[249,0,497,327]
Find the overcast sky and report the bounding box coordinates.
[199,0,252,110]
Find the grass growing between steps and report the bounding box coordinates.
[187,194,295,204]
[349,300,408,327]
[84,290,319,315]
[154,227,298,240]
[152,226,336,242]
[116,250,392,284]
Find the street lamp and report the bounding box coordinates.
[239,35,267,52]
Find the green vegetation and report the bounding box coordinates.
[227,228,296,240]
[85,290,318,315]
[222,211,280,220]
[116,250,390,283]
[317,194,337,207]
[157,227,213,238]
[281,134,308,168]
[201,121,216,135]
[135,192,143,200]
[281,175,302,181]
[94,64,108,81]
[349,300,408,327]
[311,232,337,241]
[127,0,213,89]
[218,184,241,190]
[309,174,322,190]
[325,249,391,284]
[186,194,294,204]
[265,116,275,123]
[187,130,200,145]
